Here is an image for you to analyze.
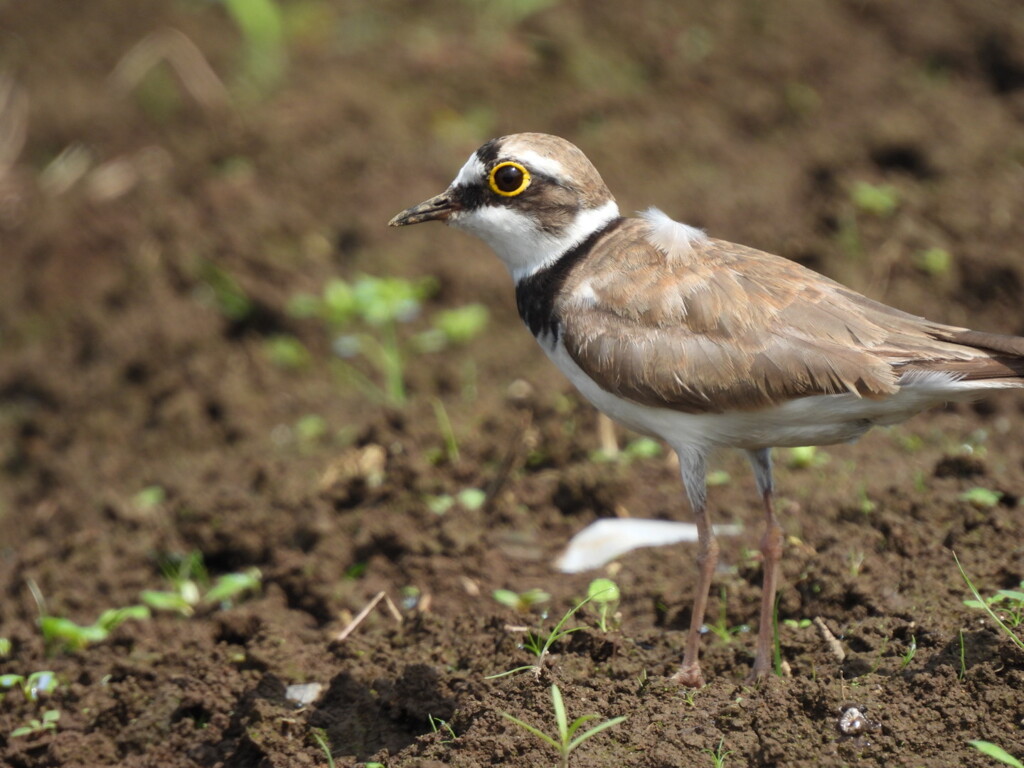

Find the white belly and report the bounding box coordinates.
[540,337,998,454]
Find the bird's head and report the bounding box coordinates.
[389,133,620,280]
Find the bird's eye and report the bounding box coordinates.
[488,162,531,196]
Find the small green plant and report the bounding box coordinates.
[133,485,166,510]
[141,552,261,616]
[264,334,311,369]
[958,629,967,680]
[428,714,457,743]
[0,637,10,657]
[309,727,335,768]
[855,486,876,514]
[706,470,732,487]
[289,275,487,407]
[636,668,649,693]
[848,548,866,577]
[959,487,1003,509]
[586,578,621,632]
[0,670,58,702]
[196,259,253,321]
[913,247,953,277]
[41,606,150,653]
[493,588,551,614]
[431,397,460,463]
[592,436,661,463]
[222,0,287,100]
[969,740,1024,768]
[488,595,596,678]
[294,413,328,445]
[704,587,748,644]
[500,684,626,768]
[772,593,783,677]
[955,553,1024,652]
[899,635,917,670]
[703,737,733,768]
[427,487,489,516]
[851,181,900,217]
[10,708,60,738]
[786,445,828,469]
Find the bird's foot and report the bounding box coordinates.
[670,662,706,688]
[746,652,788,684]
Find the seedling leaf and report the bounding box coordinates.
[969,740,1024,768]
[500,712,560,750]
[568,715,628,753]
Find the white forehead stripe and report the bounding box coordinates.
[508,149,568,182]
[452,148,567,189]
[453,153,485,187]
[640,206,707,258]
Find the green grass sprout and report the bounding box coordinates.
[309,727,335,768]
[0,670,57,703]
[40,606,150,653]
[899,635,917,670]
[140,551,261,616]
[500,683,626,768]
[959,487,1003,509]
[222,0,287,99]
[196,259,252,321]
[703,736,734,767]
[958,629,967,680]
[851,181,900,217]
[954,552,1024,652]
[787,445,828,469]
[772,592,783,677]
[10,708,60,739]
[704,586,748,644]
[488,594,598,678]
[968,740,1024,768]
[431,397,460,463]
[586,578,621,632]
[264,334,311,369]
[428,714,457,743]
[290,275,486,407]
[913,247,953,277]
[133,485,166,510]
[493,588,551,614]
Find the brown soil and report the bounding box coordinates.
[1,1,1023,766]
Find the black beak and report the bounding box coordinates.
[388,191,459,227]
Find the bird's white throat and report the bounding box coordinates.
[450,199,620,282]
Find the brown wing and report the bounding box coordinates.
[558,219,1022,414]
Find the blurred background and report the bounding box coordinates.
[0,1,1023,766]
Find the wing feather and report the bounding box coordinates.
[558,218,1024,414]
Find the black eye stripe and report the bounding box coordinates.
[452,170,553,211]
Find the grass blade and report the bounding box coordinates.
[968,740,1024,768]
[567,715,628,753]
[564,713,601,741]
[954,552,1024,652]
[500,712,560,751]
[551,684,568,744]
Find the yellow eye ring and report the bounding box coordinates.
[488,162,531,197]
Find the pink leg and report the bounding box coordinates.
[670,449,715,688]
[671,502,718,687]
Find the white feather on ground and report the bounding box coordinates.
[556,518,742,573]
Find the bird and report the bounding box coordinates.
[389,132,1024,687]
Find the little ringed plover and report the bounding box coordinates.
[389,132,1024,687]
